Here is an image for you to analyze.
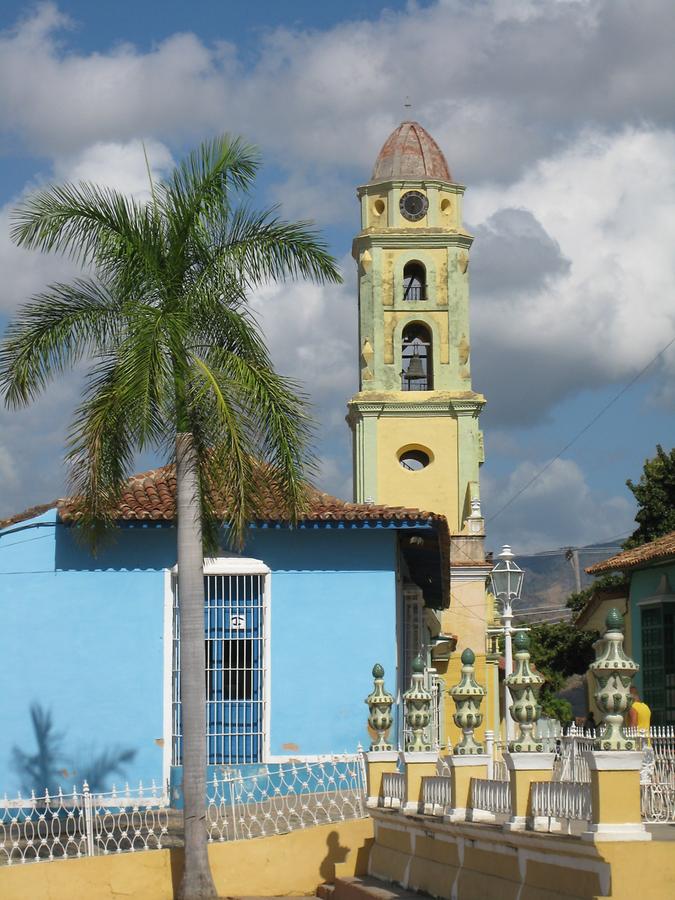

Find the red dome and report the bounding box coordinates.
[371,121,451,182]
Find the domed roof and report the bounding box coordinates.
[371,121,451,182]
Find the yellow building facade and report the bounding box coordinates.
[347,122,496,746]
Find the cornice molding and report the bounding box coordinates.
[450,564,492,583]
[353,231,473,251]
[357,179,467,194]
[348,395,486,417]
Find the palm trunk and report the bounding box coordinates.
[176,432,218,900]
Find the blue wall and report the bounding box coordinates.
[0,510,168,796]
[0,513,400,794]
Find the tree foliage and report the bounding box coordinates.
[0,135,342,550]
[565,572,629,617]
[527,623,599,722]
[624,444,675,549]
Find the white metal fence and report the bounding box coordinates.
[206,756,367,841]
[641,782,675,823]
[0,781,169,866]
[553,729,595,783]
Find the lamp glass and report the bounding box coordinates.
[489,558,524,600]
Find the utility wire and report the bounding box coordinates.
[488,333,675,524]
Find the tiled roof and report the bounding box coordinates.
[2,466,452,607]
[54,464,449,528]
[1,465,450,533]
[0,501,59,531]
[586,531,675,575]
[371,121,452,182]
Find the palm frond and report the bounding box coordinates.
[160,136,260,261]
[0,279,123,408]
[11,181,164,278]
[217,205,342,288]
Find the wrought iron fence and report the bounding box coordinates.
[641,782,675,823]
[206,755,367,841]
[0,781,168,866]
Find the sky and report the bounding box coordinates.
[0,0,674,555]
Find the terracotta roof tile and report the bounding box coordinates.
[18,464,449,531]
[371,121,452,182]
[0,501,59,531]
[586,531,675,575]
[2,466,451,607]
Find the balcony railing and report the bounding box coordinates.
[402,284,427,302]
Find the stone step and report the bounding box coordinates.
[332,876,426,900]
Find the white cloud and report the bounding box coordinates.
[0,139,173,314]
[469,127,675,423]
[2,1,675,184]
[53,140,174,196]
[482,457,635,553]
[1,0,675,535]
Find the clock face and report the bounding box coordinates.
[399,190,428,222]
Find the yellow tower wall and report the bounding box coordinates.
[375,415,459,530]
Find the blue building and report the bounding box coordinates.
[0,465,449,798]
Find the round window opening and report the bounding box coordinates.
[399,448,431,471]
[374,199,385,215]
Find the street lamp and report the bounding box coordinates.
[488,545,524,742]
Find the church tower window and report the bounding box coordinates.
[403,261,426,301]
[401,322,432,390]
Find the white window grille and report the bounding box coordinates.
[401,584,444,750]
[172,562,268,766]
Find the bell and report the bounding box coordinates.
[405,354,426,381]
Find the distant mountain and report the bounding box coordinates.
[512,541,625,619]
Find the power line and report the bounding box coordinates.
[488,333,675,524]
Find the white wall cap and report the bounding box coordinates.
[442,754,490,767]
[581,822,651,842]
[503,751,555,771]
[583,750,644,771]
[366,751,399,763]
[403,751,439,764]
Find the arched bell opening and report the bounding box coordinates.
[402,261,426,302]
[401,322,433,391]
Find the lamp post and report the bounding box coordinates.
[488,545,524,743]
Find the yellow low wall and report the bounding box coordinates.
[0,817,374,900]
[368,810,675,900]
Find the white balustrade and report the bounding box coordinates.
[530,780,591,832]
[422,776,452,816]
[381,771,406,810]
[470,777,511,817]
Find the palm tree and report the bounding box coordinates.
[0,136,341,899]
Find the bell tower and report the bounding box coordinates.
[348,121,485,530]
[347,121,495,743]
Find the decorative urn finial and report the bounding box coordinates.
[505,632,545,752]
[403,655,433,752]
[449,648,486,754]
[588,609,639,751]
[365,663,395,751]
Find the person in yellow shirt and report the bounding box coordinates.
[628,686,651,744]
